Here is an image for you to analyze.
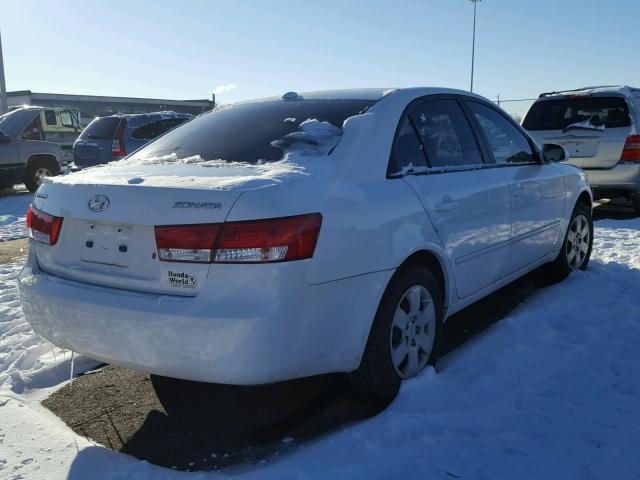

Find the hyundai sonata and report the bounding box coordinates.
[19,88,593,399]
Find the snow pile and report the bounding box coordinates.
[0,262,97,393]
[48,119,341,192]
[49,160,308,191]
[271,119,341,156]
[0,191,31,242]
[1,218,640,478]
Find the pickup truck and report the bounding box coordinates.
[0,107,63,192]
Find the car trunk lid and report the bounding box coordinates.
[31,161,304,296]
[529,128,631,169]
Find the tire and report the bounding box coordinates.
[23,157,59,193]
[349,265,443,401]
[544,201,593,282]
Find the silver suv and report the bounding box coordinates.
[523,86,640,214]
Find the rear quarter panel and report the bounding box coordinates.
[228,97,456,306]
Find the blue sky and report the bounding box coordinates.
[2,0,639,116]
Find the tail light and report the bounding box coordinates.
[620,135,640,162]
[155,224,221,263]
[26,205,64,245]
[111,120,127,157]
[154,213,322,263]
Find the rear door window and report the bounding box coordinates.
[523,96,631,131]
[468,101,535,164]
[130,118,188,140]
[410,99,483,168]
[390,117,428,173]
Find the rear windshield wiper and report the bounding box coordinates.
[86,134,110,140]
[563,116,605,133]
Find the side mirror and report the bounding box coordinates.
[0,132,11,144]
[543,143,568,162]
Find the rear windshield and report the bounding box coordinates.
[125,98,375,164]
[523,96,631,131]
[78,117,122,140]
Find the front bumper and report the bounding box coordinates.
[584,162,640,194]
[18,255,391,385]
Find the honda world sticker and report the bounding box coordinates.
[167,271,197,288]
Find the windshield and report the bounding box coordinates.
[78,116,122,140]
[125,98,375,164]
[0,109,29,135]
[523,96,631,131]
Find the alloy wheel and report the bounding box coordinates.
[34,167,52,186]
[566,214,590,270]
[389,285,436,379]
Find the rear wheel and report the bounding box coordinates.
[544,202,593,282]
[23,157,59,193]
[349,265,443,401]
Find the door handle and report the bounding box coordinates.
[435,199,458,212]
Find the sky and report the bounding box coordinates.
[2,0,639,117]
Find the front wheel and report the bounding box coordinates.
[544,202,593,282]
[349,265,443,401]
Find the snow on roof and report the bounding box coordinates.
[539,85,640,99]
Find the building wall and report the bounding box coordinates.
[7,91,213,127]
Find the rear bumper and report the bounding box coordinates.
[18,253,391,385]
[583,163,640,194]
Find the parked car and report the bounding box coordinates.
[73,111,192,168]
[19,88,592,400]
[523,85,640,214]
[0,107,63,192]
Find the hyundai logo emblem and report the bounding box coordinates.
[88,194,110,212]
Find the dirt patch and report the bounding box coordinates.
[43,366,384,472]
[0,238,28,264]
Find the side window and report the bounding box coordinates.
[390,117,428,172]
[468,102,535,164]
[410,99,483,168]
[21,117,43,141]
[44,110,57,126]
[131,118,186,140]
[60,111,75,128]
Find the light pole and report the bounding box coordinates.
[470,0,481,93]
[0,31,7,114]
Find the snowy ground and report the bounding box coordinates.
[1,218,639,479]
[0,188,32,242]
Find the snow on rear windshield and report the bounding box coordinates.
[124,98,374,164]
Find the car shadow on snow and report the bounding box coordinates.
[48,269,552,473]
[53,203,634,473]
[593,197,638,221]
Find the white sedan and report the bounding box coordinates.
[18,88,593,399]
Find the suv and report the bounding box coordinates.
[73,112,192,168]
[0,107,63,192]
[523,86,640,213]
